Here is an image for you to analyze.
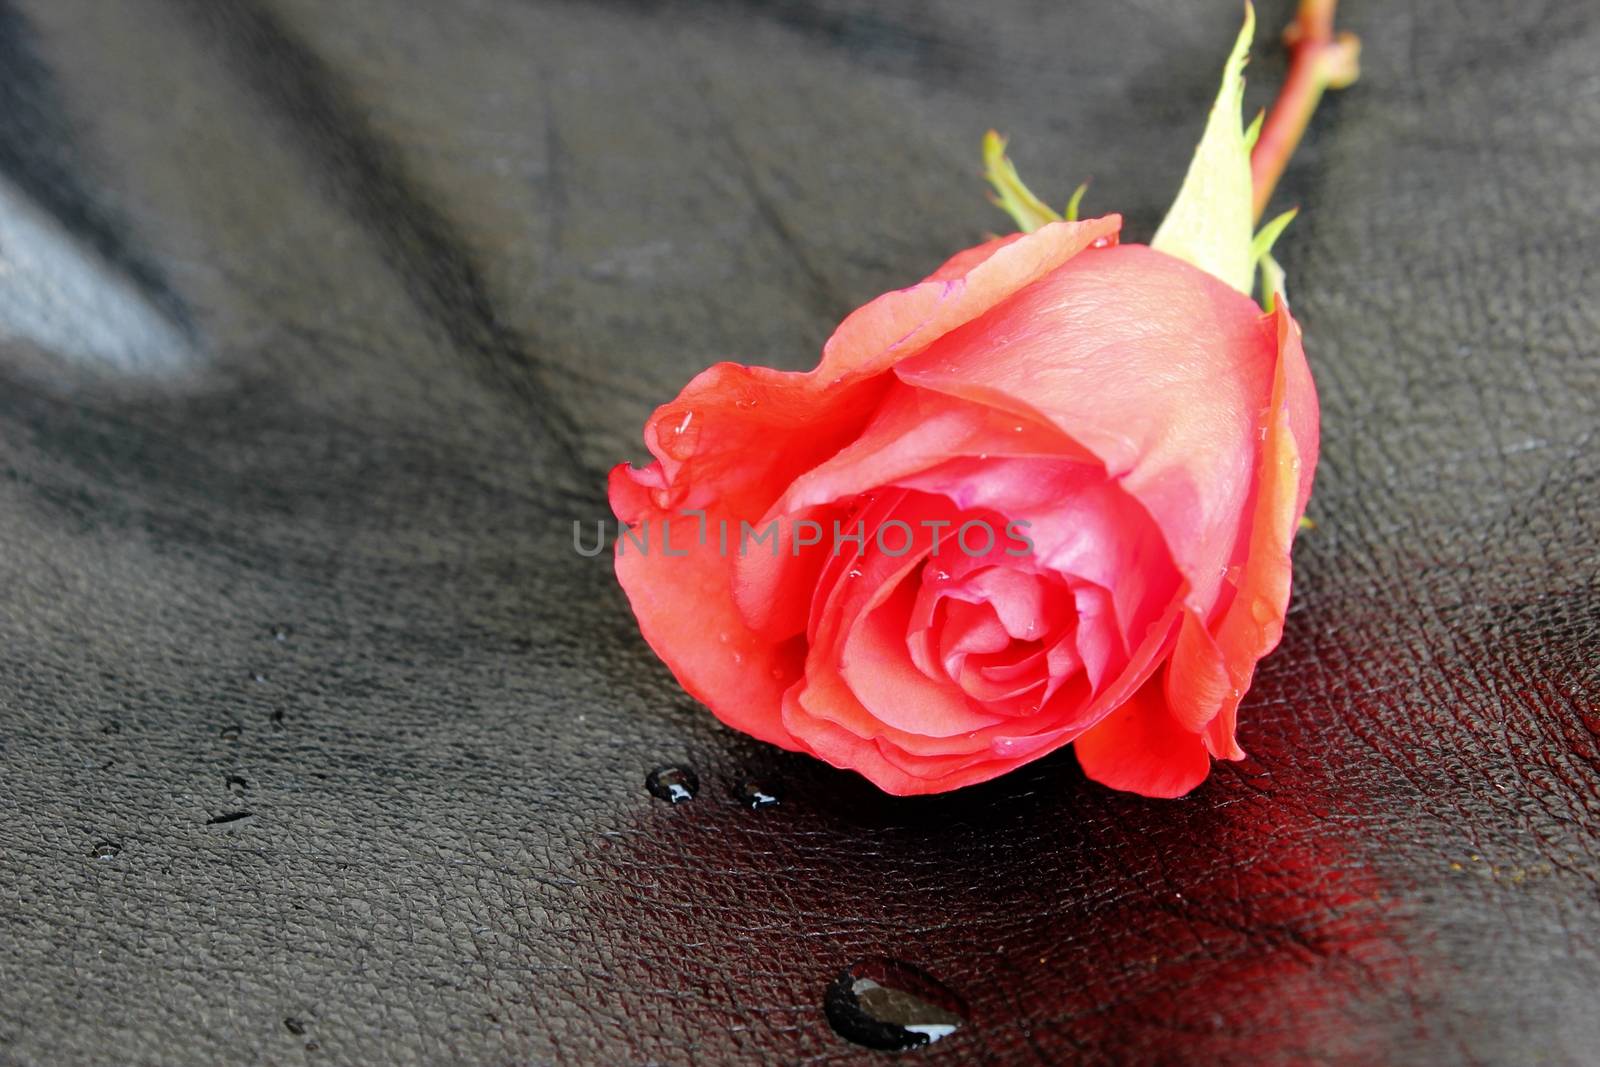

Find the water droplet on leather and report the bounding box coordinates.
[646,765,699,804]
[734,780,780,809]
[226,775,248,796]
[219,724,242,741]
[91,841,121,861]
[824,957,966,1051]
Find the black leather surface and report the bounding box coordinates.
[2,1,1597,1064]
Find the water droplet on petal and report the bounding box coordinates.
[1090,236,1111,248]
[646,765,699,804]
[823,957,966,1051]
[846,568,863,579]
[662,409,702,458]
[734,780,781,809]
[91,841,120,861]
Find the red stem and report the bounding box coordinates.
[1250,0,1360,222]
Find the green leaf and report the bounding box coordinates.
[982,130,1062,233]
[1151,3,1256,293]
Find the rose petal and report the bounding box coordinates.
[841,578,1008,738]
[816,216,1121,385]
[611,505,805,750]
[1163,304,1318,759]
[1074,678,1213,798]
[896,243,1280,620]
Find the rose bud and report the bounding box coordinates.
[608,6,1327,796]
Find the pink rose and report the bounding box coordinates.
[608,214,1318,796]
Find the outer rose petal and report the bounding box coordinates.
[1164,304,1319,759]
[611,218,1122,756]
[1074,677,1212,799]
[610,486,804,751]
[816,217,1120,385]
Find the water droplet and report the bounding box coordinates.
[735,396,758,410]
[846,568,863,579]
[283,1018,306,1036]
[219,724,242,741]
[226,775,248,796]
[646,765,699,804]
[734,780,780,809]
[252,672,267,684]
[662,409,701,458]
[272,625,291,642]
[823,957,966,1051]
[933,570,951,582]
[1090,236,1112,248]
[91,841,120,861]
[206,811,254,826]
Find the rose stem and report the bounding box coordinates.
[1250,0,1361,223]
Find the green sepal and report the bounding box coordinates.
[1244,109,1265,152]
[1064,180,1089,223]
[1151,3,1257,293]
[982,130,1061,233]
[1251,208,1297,265]
[1259,250,1288,313]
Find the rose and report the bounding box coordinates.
[608,213,1318,797]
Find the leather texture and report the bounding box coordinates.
[1,1,1597,1064]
